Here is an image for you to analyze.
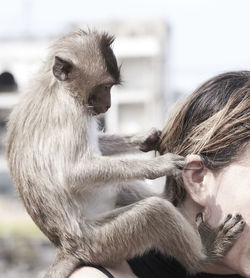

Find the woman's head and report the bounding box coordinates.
[159,71,250,206]
[159,71,250,276]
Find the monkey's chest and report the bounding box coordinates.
[82,185,117,218]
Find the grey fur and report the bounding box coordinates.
[6,30,244,278]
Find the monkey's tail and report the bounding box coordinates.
[44,249,81,278]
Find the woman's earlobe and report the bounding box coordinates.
[182,154,208,205]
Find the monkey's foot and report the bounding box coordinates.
[196,213,245,261]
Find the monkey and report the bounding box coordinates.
[6,30,245,278]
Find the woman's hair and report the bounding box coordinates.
[159,71,250,206]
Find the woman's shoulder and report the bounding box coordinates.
[69,261,137,278]
[69,266,109,278]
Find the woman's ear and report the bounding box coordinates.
[182,154,208,206]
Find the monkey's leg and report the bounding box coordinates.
[44,181,153,278]
[98,128,160,155]
[44,249,81,278]
[62,197,206,274]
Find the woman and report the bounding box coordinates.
[70,71,250,278]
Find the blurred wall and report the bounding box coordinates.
[1,0,250,102]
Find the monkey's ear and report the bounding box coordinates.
[52,56,73,81]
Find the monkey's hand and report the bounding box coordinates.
[146,153,185,179]
[196,213,245,261]
[140,128,162,152]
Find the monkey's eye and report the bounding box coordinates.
[103,84,112,91]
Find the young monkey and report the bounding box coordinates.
[7,30,245,278]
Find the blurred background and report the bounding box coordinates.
[1,0,250,277]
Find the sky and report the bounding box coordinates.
[1,0,250,94]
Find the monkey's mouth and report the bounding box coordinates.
[90,105,110,115]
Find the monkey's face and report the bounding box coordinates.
[88,84,112,115]
[51,30,121,115]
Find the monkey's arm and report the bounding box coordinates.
[98,129,161,155]
[69,153,184,188]
[98,133,144,155]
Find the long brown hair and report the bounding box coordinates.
[159,71,250,206]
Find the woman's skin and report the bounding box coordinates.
[70,143,250,278]
[182,146,250,277]
[69,261,136,277]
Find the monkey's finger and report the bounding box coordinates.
[169,167,184,178]
[166,156,186,173]
[163,153,185,162]
[219,213,242,234]
[195,212,204,225]
[172,156,186,170]
[226,218,245,239]
[223,214,233,225]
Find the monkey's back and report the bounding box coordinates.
[6,85,92,246]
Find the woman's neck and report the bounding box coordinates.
[179,197,237,275]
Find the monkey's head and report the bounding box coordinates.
[51,30,121,115]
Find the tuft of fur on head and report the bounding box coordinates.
[99,32,121,84]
